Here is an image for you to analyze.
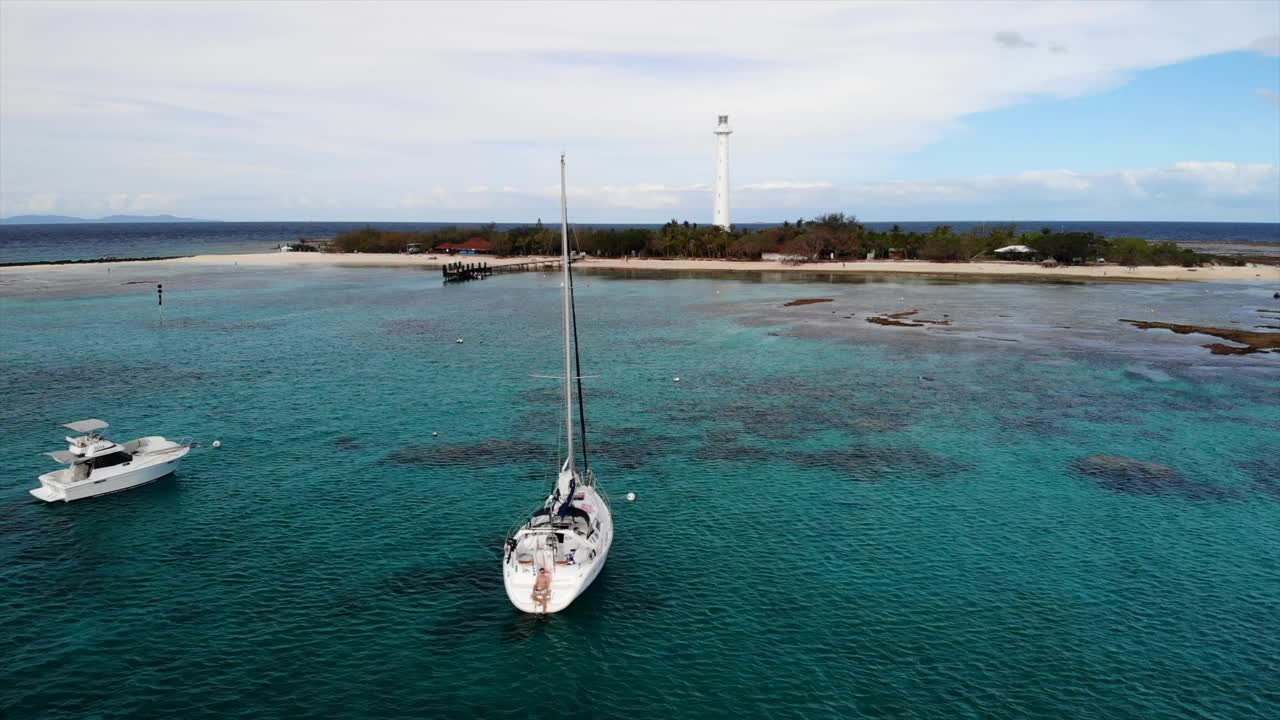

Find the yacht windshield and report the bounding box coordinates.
[90,451,132,470]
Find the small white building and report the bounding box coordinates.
[994,244,1036,255]
[762,252,805,262]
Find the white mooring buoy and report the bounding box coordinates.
[455,338,464,344]
[212,440,222,449]
[432,431,439,437]
[626,492,637,502]
[673,377,681,383]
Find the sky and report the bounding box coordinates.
[1,1,1278,223]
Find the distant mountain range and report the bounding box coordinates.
[0,214,215,225]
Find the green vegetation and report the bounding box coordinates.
[331,216,1225,267]
[333,224,500,253]
[1106,236,1209,268]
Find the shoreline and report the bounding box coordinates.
[2,251,1278,283]
[0,254,190,268]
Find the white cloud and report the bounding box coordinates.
[741,181,834,191]
[811,161,1278,206]
[103,193,178,213]
[814,161,1279,220]
[1251,34,1280,56]
[1,2,1277,220]
[1,193,59,215]
[0,191,179,216]
[1008,170,1092,192]
[140,151,288,179]
[1257,88,1280,104]
[4,160,1274,221]
[120,193,179,212]
[647,161,1277,218]
[558,184,688,210]
[397,187,453,209]
[1151,161,1277,196]
[994,32,1037,50]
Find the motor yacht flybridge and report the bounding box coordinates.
[31,419,191,502]
[502,156,614,614]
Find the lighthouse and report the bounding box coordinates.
[713,114,732,229]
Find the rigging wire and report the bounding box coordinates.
[567,225,590,471]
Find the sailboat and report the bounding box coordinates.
[502,155,614,614]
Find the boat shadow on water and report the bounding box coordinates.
[368,545,658,647]
[375,558,551,646]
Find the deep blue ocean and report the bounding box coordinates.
[1,220,1278,264]
[1,260,1278,719]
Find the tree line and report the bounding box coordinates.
[332,214,1222,267]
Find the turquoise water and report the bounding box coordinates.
[2,266,1278,719]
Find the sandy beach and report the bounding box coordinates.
[5,252,1277,283]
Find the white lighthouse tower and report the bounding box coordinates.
[713,114,732,229]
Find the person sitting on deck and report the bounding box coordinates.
[532,568,551,611]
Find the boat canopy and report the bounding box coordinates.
[64,419,108,433]
[45,450,79,464]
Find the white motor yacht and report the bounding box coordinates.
[502,155,614,614]
[31,419,191,503]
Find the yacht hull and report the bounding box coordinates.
[31,449,188,503]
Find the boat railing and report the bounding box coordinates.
[148,437,194,455]
[583,468,611,508]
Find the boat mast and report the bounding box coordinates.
[560,154,575,473]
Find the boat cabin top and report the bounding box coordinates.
[527,504,594,539]
[45,419,129,465]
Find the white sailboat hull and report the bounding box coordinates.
[503,483,613,614]
[504,542,610,614]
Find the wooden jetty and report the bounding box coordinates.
[442,257,573,282]
[442,261,493,282]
